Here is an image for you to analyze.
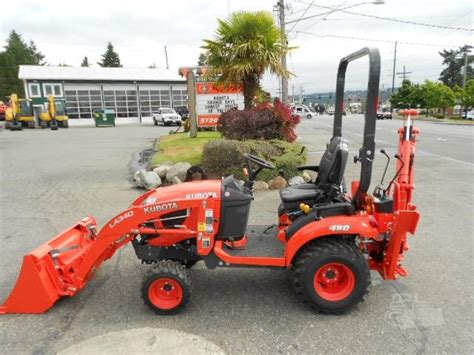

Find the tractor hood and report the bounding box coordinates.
[131,179,222,207]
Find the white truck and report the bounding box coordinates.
[152,108,182,126]
[292,105,317,119]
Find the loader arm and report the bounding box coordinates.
[0,202,197,314]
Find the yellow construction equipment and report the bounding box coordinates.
[5,94,35,131]
[39,95,69,130]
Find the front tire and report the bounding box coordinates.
[291,237,370,314]
[142,260,191,315]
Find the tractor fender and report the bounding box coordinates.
[285,215,378,267]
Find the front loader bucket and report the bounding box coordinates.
[0,216,99,314]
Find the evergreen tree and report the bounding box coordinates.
[439,45,473,88]
[81,56,90,67]
[98,42,121,67]
[1,30,45,97]
[197,53,207,66]
[0,52,21,99]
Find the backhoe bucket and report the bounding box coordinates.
[0,216,99,314]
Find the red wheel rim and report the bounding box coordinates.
[314,262,355,302]
[148,278,183,310]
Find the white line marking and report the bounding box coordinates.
[436,138,447,141]
[313,121,474,166]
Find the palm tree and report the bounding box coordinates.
[202,11,293,109]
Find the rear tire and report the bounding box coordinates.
[291,237,370,314]
[142,260,191,315]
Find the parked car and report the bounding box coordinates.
[152,108,182,126]
[462,110,474,120]
[377,111,392,120]
[326,108,346,116]
[174,106,189,119]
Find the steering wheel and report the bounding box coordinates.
[243,153,275,169]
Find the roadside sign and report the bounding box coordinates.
[196,82,244,127]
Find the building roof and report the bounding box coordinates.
[19,65,185,82]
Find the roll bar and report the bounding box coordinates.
[333,47,381,207]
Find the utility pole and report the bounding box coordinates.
[299,84,304,104]
[278,0,289,104]
[390,41,397,113]
[460,49,469,117]
[462,50,468,87]
[391,41,397,94]
[164,46,169,70]
[397,65,412,81]
[291,84,295,103]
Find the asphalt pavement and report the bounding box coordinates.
[0,117,472,354]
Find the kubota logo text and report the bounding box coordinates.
[144,202,178,214]
[109,211,134,228]
[186,192,217,199]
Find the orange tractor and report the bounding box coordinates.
[0,48,421,315]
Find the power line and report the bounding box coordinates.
[296,31,464,48]
[297,0,348,33]
[295,1,474,32]
[287,0,316,33]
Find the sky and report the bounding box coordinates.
[1,0,472,95]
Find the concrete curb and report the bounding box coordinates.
[58,327,225,355]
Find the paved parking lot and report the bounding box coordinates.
[0,117,472,354]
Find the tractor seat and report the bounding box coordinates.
[279,136,349,213]
[279,187,324,211]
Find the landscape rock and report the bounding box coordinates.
[253,180,269,191]
[166,162,192,182]
[153,165,171,179]
[172,176,182,185]
[268,176,288,189]
[130,169,146,188]
[288,176,305,186]
[137,171,162,190]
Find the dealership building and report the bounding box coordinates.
[18,65,187,124]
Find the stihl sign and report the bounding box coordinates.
[196,82,244,127]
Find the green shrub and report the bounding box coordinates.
[202,139,306,180]
[433,113,445,119]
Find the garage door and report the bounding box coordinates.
[101,85,138,118]
[64,84,102,119]
[138,85,171,117]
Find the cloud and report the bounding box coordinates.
[1,0,472,95]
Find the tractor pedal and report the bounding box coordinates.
[224,235,248,250]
